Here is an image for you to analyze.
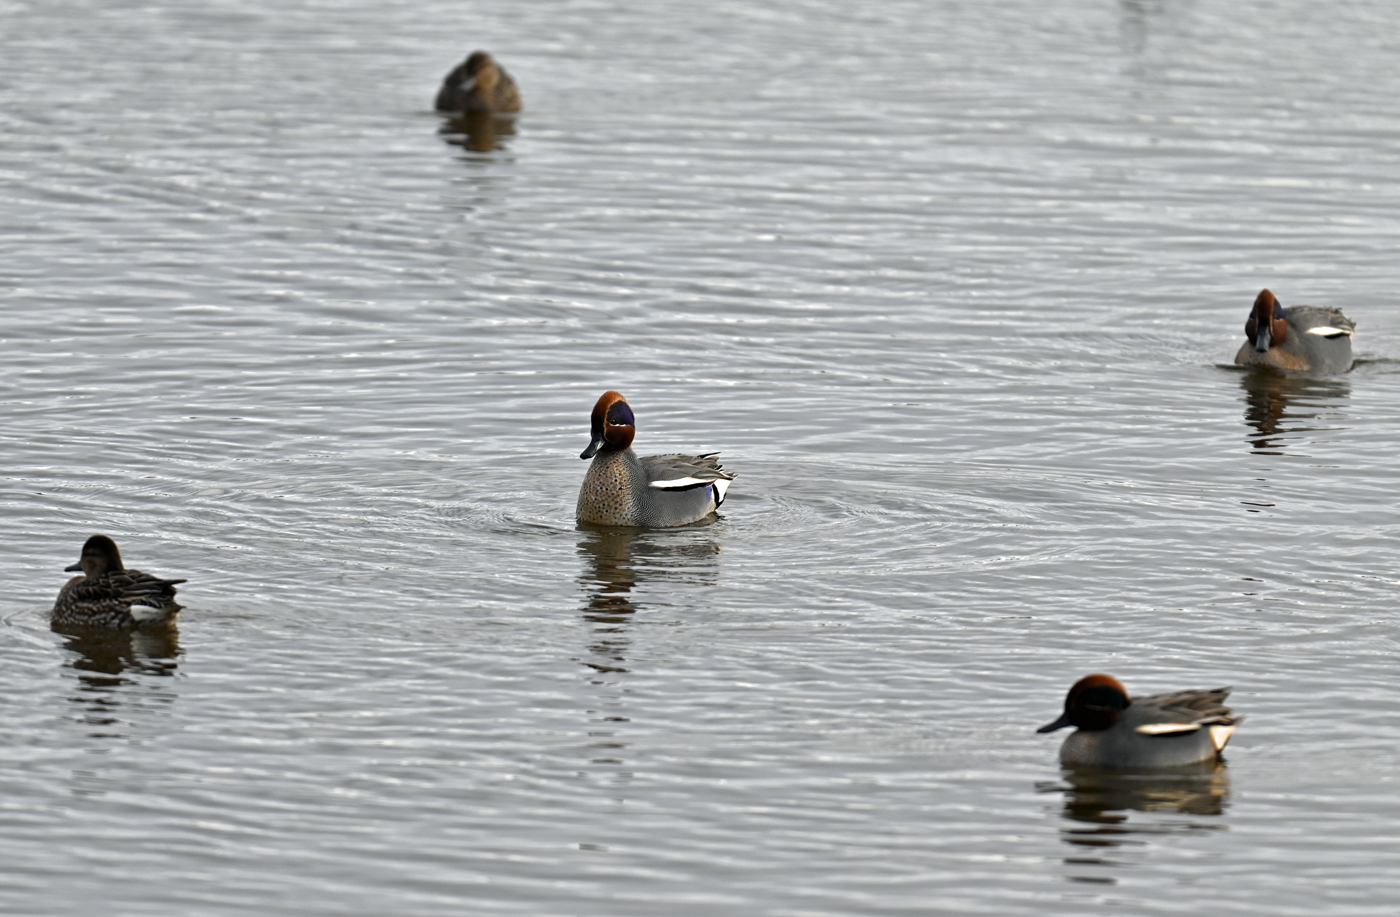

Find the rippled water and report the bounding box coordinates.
[3,0,1400,913]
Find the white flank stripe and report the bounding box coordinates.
[650,477,708,490]
[1135,722,1201,735]
[1307,326,1350,338]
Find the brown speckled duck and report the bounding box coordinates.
[577,391,735,527]
[53,535,186,629]
[1235,288,1355,373]
[434,51,522,114]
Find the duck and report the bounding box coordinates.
[1235,288,1355,373]
[577,390,735,527]
[53,535,187,629]
[434,50,522,114]
[1037,674,1243,768]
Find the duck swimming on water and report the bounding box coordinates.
[435,50,522,113]
[1037,674,1243,768]
[53,535,186,629]
[577,391,735,527]
[1235,288,1355,373]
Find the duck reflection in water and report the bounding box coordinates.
[574,526,722,802]
[1238,368,1350,455]
[578,528,640,668]
[53,622,181,735]
[1038,762,1231,884]
[1120,0,1166,58]
[575,526,723,673]
[438,110,517,154]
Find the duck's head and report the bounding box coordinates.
[580,390,636,459]
[65,535,124,578]
[1245,288,1288,353]
[462,50,501,94]
[1037,674,1130,733]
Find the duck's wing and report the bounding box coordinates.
[1289,306,1355,338]
[1129,687,1243,736]
[1128,688,1243,752]
[640,452,736,492]
[104,570,186,609]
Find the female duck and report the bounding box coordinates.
[53,535,186,628]
[1235,288,1355,373]
[434,51,522,113]
[577,391,735,527]
[1037,674,1243,768]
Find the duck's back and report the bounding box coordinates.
[1286,305,1354,336]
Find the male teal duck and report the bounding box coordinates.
[577,391,735,527]
[53,535,186,628]
[1037,674,1243,768]
[1235,288,1355,373]
[435,51,522,113]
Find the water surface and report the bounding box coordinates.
[3,0,1400,913]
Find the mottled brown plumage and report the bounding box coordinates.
[53,535,186,629]
[435,51,522,113]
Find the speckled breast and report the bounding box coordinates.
[577,451,644,526]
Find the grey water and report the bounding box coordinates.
[2,0,1399,913]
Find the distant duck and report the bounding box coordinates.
[1235,288,1355,373]
[1037,674,1243,768]
[577,391,735,527]
[435,51,522,113]
[53,535,186,629]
